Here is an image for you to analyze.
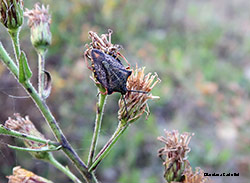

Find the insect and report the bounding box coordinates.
[90,49,132,95]
[84,30,148,96]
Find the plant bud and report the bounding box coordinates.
[5,113,49,160]
[24,3,51,51]
[0,0,23,30]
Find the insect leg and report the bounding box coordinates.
[116,52,131,68]
[84,49,94,71]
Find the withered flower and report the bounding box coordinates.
[118,66,160,124]
[157,130,193,182]
[7,166,53,183]
[5,113,49,160]
[0,0,23,30]
[24,3,51,51]
[183,167,211,183]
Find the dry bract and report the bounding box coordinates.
[0,0,23,29]
[5,113,49,159]
[118,66,160,124]
[158,130,193,182]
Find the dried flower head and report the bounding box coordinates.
[5,113,49,159]
[118,66,160,124]
[24,3,51,51]
[183,167,211,183]
[0,0,23,30]
[87,29,122,55]
[7,166,53,183]
[84,29,130,72]
[158,130,193,182]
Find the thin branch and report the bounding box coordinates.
[0,42,98,183]
[47,153,83,183]
[8,28,21,65]
[8,144,62,152]
[38,50,46,98]
[0,124,59,146]
[88,89,107,167]
[89,123,129,172]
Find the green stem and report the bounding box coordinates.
[89,123,129,172]
[87,90,107,167]
[8,144,61,152]
[0,43,98,183]
[38,50,46,98]
[0,124,58,146]
[47,153,83,183]
[8,28,21,65]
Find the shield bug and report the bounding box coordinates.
[84,30,148,117]
[90,49,132,95]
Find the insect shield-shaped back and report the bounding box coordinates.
[91,49,132,95]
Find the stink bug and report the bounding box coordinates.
[84,30,148,98]
[90,49,132,95]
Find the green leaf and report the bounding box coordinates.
[19,51,32,83]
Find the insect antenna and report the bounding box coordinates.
[127,90,148,94]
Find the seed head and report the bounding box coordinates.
[5,113,49,160]
[183,167,211,183]
[24,3,51,51]
[0,0,24,30]
[118,66,160,124]
[157,130,193,182]
[7,166,53,183]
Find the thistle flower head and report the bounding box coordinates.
[118,66,160,124]
[5,113,49,160]
[7,166,53,183]
[88,29,122,55]
[183,167,211,183]
[0,0,24,30]
[157,130,193,182]
[24,3,51,51]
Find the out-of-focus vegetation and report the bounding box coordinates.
[1,0,250,182]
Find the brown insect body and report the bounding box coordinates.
[91,49,132,95]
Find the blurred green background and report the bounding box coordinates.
[1,0,250,182]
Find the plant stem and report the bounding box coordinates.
[8,28,21,65]
[47,153,83,183]
[0,43,98,183]
[87,90,107,167]
[38,50,46,98]
[0,124,59,146]
[89,123,129,172]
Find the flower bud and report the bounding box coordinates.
[0,0,23,30]
[24,3,51,51]
[158,130,193,182]
[118,66,160,124]
[5,113,49,160]
[7,166,53,183]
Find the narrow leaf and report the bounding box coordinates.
[19,51,32,83]
[8,144,62,152]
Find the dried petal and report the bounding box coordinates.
[7,166,53,183]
